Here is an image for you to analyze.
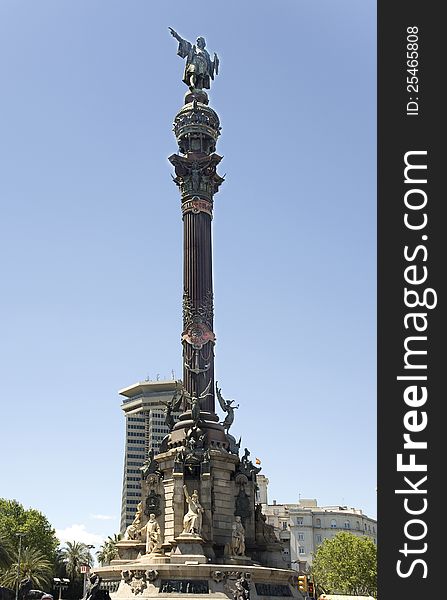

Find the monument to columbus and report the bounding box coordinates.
[93,29,303,600]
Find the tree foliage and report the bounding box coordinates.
[0,536,12,571]
[311,532,377,597]
[0,547,53,590]
[59,542,93,583]
[96,534,122,567]
[0,499,59,563]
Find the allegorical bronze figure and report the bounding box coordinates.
[169,27,219,91]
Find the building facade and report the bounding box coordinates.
[119,379,179,533]
[257,476,377,571]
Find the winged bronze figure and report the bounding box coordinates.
[216,381,239,433]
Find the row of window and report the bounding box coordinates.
[127,424,145,430]
[128,417,145,423]
[289,516,375,533]
[128,431,146,437]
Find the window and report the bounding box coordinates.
[297,533,304,541]
[344,521,350,529]
[299,547,305,555]
[356,521,360,530]
[296,517,303,526]
[282,521,288,530]
[316,534,322,543]
[330,519,337,529]
[315,518,321,528]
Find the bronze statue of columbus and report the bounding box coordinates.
[169,27,219,91]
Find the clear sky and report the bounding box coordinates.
[0,0,376,553]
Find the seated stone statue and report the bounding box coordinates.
[123,501,143,541]
[182,485,204,535]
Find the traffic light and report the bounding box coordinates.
[307,577,314,598]
[297,575,307,593]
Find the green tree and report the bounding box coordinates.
[0,536,12,571]
[96,534,121,567]
[0,546,53,590]
[0,499,59,563]
[59,541,93,600]
[311,531,377,597]
[60,541,93,583]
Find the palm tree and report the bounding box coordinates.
[96,534,121,567]
[59,542,93,584]
[0,546,53,590]
[0,536,12,571]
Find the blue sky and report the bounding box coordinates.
[0,0,376,551]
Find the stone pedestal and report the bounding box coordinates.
[222,554,253,566]
[134,552,170,566]
[170,533,207,565]
[112,540,146,562]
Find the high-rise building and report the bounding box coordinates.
[119,379,179,533]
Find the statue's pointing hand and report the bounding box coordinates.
[169,27,180,41]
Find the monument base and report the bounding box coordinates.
[95,562,304,600]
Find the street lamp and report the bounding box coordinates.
[15,532,26,600]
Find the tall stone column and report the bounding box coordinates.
[169,90,225,446]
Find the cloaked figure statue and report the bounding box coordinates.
[169,27,219,91]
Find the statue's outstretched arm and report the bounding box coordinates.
[183,484,190,500]
[169,27,190,48]
[215,381,227,412]
[168,27,182,42]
